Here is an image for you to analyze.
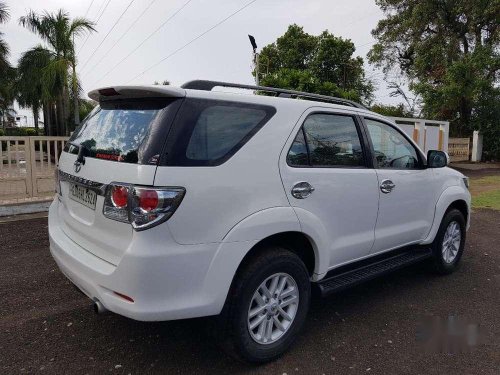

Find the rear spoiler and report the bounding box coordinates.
[88,85,186,102]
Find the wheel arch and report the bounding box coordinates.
[235,231,318,277]
[421,186,471,245]
[447,199,469,224]
[202,205,324,316]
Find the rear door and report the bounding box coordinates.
[279,108,379,269]
[57,90,183,265]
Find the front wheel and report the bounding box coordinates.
[431,208,466,274]
[215,247,311,363]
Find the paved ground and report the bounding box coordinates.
[1,208,499,375]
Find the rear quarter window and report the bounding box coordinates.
[163,99,276,166]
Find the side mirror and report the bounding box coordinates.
[427,150,448,168]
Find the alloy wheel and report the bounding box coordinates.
[247,273,299,345]
[442,221,461,264]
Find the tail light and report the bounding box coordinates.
[103,183,185,231]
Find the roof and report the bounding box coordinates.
[88,81,381,119]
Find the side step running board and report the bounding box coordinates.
[317,248,433,297]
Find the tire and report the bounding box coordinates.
[214,247,311,363]
[430,208,466,275]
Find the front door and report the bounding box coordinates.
[280,109,380,270]
[363,117,438,253]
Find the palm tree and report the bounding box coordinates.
[0,1,9,69]
[19,9,95,134]
[15,46,57,132]
[0,1,12,129]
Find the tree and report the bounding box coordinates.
[153,80,170,85]
[15,47,57,132]
[257,25,374,103]
[19,9,95,134]
[0,1,14,130]
[368,0,500,159]
[0,1,9,72]
[78,98,97,122]
[371,103,414,117]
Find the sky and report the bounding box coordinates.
[3,0,406,121]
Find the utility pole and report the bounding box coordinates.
[248,35,259,85]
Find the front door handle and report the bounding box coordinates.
[380,179,395,194]
[291,182,315,199]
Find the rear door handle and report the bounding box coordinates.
[380,179,395,194]
[291,182,315,199]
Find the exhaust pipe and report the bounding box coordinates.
[93,300,108,314]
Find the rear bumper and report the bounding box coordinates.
[49,199,242,321]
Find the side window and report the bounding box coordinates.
[287,113,365,167]
[186,105,267,161]
[287,129,309,166]
[164,99,276,166]
[365,119,420,169]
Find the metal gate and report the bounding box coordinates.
[0,136,69,200]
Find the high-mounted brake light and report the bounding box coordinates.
[98,87,120,96]
[103,184,185,230]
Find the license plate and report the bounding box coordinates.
[69,184,97,210]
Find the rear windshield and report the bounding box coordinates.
[66,99,177,164]
[163,99,276,166]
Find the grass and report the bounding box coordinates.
[473,190,500,210]
[470,175,500,210]
[470,175,500,186]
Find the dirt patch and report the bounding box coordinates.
[453,166,500,179]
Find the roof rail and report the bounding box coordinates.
[181,80,367,109]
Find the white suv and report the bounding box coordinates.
[49,80,471,362]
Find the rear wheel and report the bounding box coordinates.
[431,208,466,274]
[215,247,311,363]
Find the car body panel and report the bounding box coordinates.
[155,91,306,245]
[57,152,157,265]
[369,167,439,253]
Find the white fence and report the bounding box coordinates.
[390,117,449,153]
[0,136,69,200]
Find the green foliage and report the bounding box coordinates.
[0,1,14,127]
[369,0,500,160]
[0,2,8,23]
[79,99,97,121]
[371,103,414,117]
[257,24,373,104]
[0,128,4,136]
[18,9,95,135]
[15,47,55,119]
[5,127,39,136]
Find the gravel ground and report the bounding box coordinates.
[0,210,499,374]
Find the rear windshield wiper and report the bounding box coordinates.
[69,142,90,165]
